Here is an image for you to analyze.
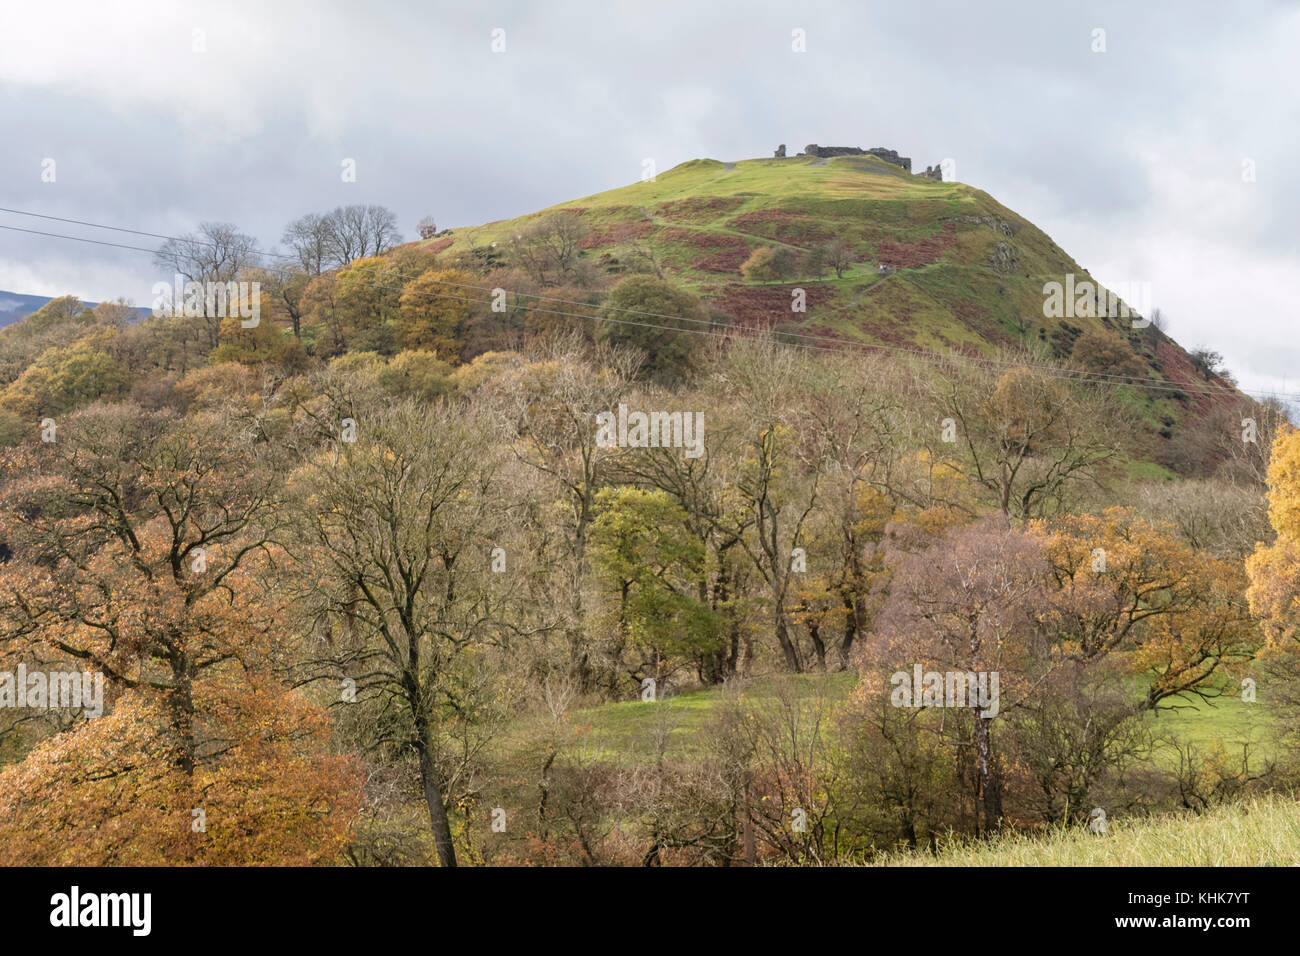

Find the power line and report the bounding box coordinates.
[0,223,163,256]
[0,206,303,262]
[3,210,1296,405]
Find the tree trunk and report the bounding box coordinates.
[838,590,860,669]
[414,718,458,867]
[973,713,1002,835]
[774,612,803,672]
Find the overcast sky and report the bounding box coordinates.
[1,0,1296,398]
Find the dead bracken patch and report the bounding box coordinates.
[875,222,957,268]
[728,210,833,246]
[654,196,745,221]
[711,283,835,328]
[692,248,751,273]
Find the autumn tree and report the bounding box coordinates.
[396,268,474,358]
[739,246,777,281]
[509,211,590,286]
[290,399,514,867]
[1246,427,1300,645]
[1070,327,1145,378]
[488,334,637,689]
[927,360,1122,519]
[869,519,1055,833]
[0,402,360,862]
[1039,508,1257,711]
[699,340,825,672]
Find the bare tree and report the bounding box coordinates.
[321,204,401,266]
[509,211,589,286]
[154,221,260,284]
[153,222,262,349]
[822,239,855,279]
[281,212,334,275]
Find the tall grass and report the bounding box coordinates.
[874,795,1300,866]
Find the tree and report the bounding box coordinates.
[1247,427,1300,644]
[379,349,455,402]
[490,335,637,690]
[334,256,403,354]
[321,205,402,267]
[1189,347,1228,381]
[702,340,824,672]
[153,222,263,352]
[590,486,720,690]
[417,216,439,240]
[396,268,473,358]
[870,519,1055,833]
[0,402,360,863]
[823,239,855,279]
[0,681,360,865]
[281,213,333,275]
[291,400,511,868]
[1071,328,1145,378]
[2,333,131,418]
[771,246,803,281]
[739,246,777,281]
[1039,508,1257,711]
[595,275,707,383]
[210,313,295,367]
[154,221,261,285]
[509,211,590,286]
[928,361,1122,519]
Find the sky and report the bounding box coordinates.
[1,0,1297,399]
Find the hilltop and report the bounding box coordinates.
[429,154,1187,375]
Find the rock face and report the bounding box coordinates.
[797,144,913,172]
[988,241,1019,274]
[774,144,786,158]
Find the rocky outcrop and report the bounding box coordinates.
[774,144,786,158]
[988,241,1019,274]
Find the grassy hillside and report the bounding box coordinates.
[429,155,1206,391]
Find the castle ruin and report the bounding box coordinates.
[774,143,945,180]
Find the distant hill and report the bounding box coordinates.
[0,291,149,329]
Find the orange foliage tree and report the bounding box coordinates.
[0,402,361,863]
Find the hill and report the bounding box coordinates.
[427,154,1226,405]
[0,290,149,329]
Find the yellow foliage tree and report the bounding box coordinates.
[1246,427,1300,644]
[396,269,473,358]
